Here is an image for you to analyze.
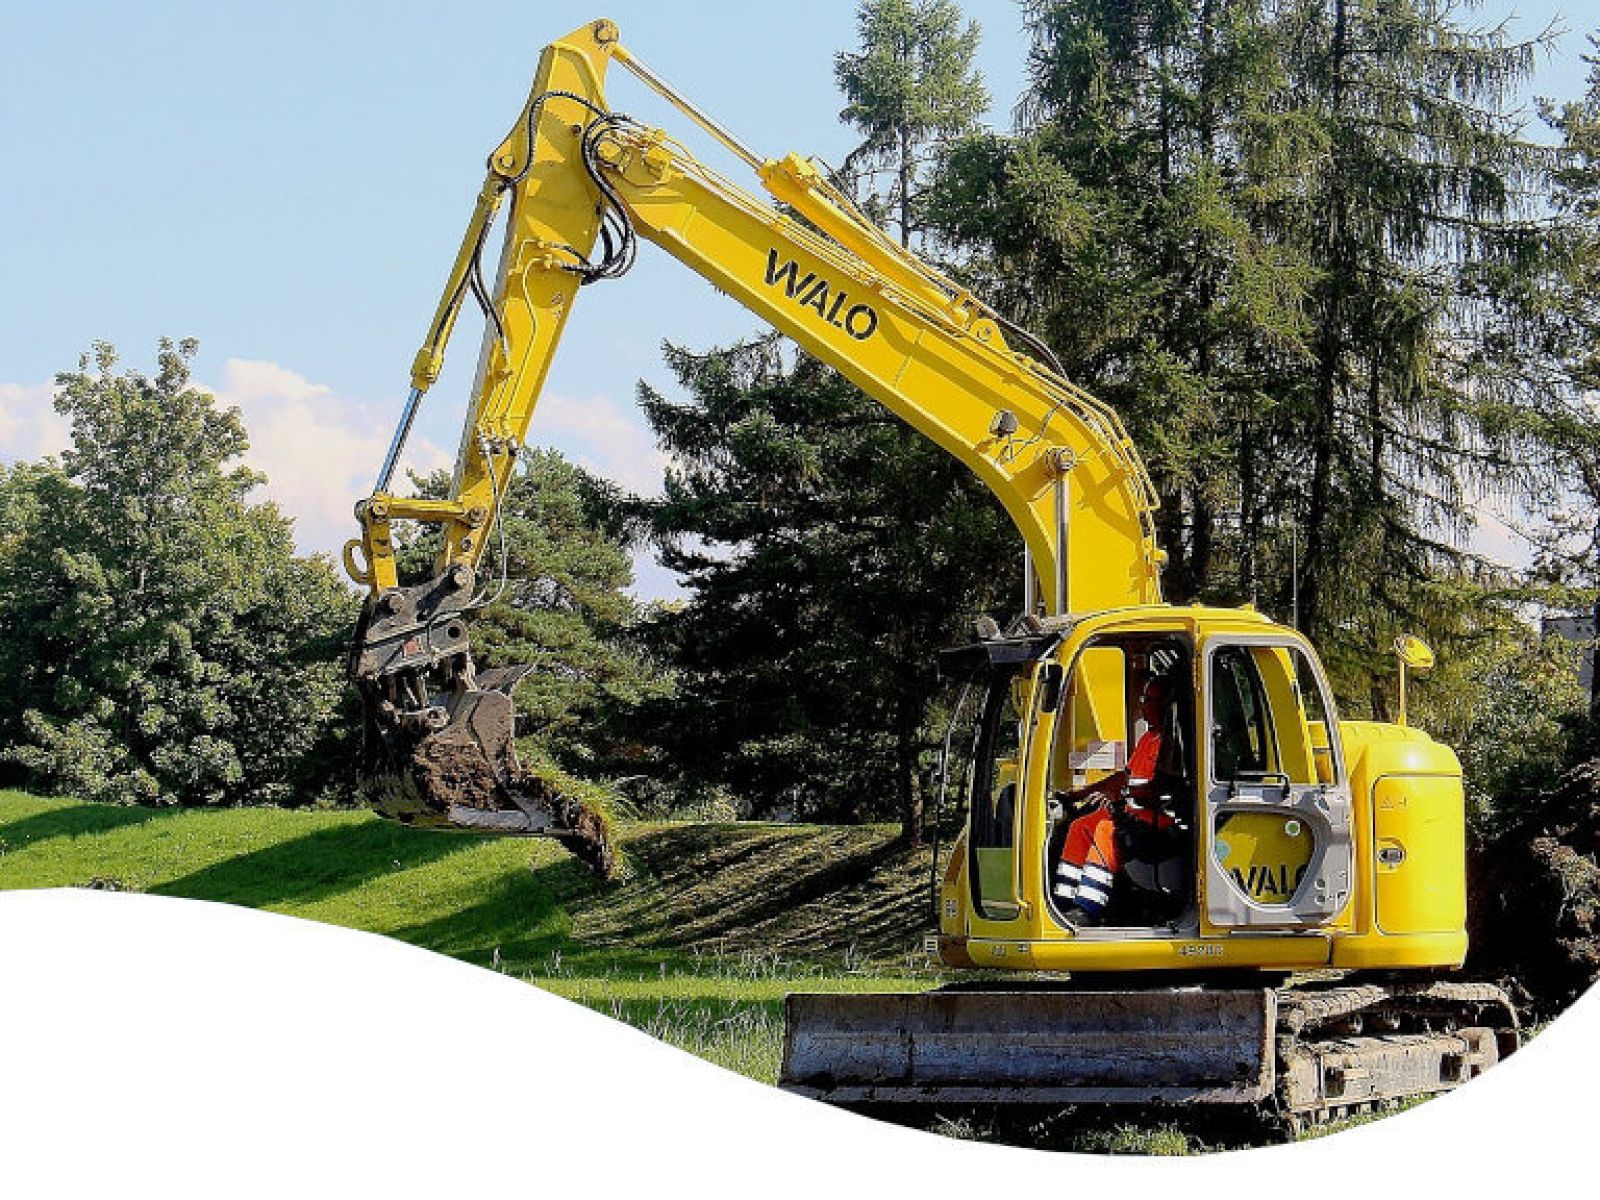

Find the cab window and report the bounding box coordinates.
[1209,643,1341,787]
[968,669,1023,921]
[1210,645,1275,780]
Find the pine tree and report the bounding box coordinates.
[836,0,989,245]
[1536,34,1600,721]
[935,0,1314,607]
[629,339,1014,843]
[932,0,1550,711]
[1268,0,1546,697]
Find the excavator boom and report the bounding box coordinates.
[344,19,1161,865]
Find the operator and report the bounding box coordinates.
[1053,674,1178,926]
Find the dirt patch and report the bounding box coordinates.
[392,714,617,880]
[1468,758,1600,1019]
[528,775,616,881]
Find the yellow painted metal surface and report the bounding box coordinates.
[1372,774,1467,935]
[973,760,1020,917]
[1330,931,1468,969]
[1053,644,1128,789]
[1014,933,1331,974]
[1332,721,1467,965]
[1214,811,1316,906]
[349,20,1162,615]
[1252,646,1317,782]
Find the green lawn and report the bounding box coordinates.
[0,789,1413,1152]
[0,790,940,1087]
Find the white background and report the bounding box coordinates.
[0,888,1589,1198]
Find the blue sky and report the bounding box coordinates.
[0,1,1589,597]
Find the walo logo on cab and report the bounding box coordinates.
[763,250,879,341]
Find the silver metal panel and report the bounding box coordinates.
[781,989,1275,1106]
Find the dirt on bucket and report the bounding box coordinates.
[370,703,618,881]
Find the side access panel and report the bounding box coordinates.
[1372,773,1466,936]
[780,989,1276,1106]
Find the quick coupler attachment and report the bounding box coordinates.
[349,570,617,879]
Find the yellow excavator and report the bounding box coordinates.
[343,19,1518,1130]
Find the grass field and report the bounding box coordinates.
[0,790,1418,1153]
[0,790,940,1089]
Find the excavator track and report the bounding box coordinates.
[779,977,1519,1139]
[1271,980,1518,1133]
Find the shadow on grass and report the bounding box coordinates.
[384,868,571,967]
[150,821,467,909]
[384,856,680,975]
[566,824,932,960]
[0,800,175,849]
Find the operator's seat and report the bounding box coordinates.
[1115,699,1191,907]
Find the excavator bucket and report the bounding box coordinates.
[349,578,617,879]
[780,988,1277,1108]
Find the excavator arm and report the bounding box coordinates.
[344,19,1164,871]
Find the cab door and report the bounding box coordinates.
[964,658,1054,939]
[1201,635,1354,930]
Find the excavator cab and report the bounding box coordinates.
[934,606,1373,971]
[1041,633,1196,928]
[946,623,1201,939]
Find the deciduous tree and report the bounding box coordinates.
[0,341,354,806]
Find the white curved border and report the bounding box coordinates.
[0,889,1591,1197]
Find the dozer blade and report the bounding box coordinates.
[780,988,1277,1107]
[351,575,617,879]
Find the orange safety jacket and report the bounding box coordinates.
[1053,730,1173,916]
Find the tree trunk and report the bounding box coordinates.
[1590,581,1600,725]
[1303,342,1337,637]
[1304,0,1352,641]
[1369,673,1392,723]
[899,125,912,248]
[1239,415,1258,602]
[1190,487,1215,600]
[1368,354,1384,497]
[1155,473,1189,600]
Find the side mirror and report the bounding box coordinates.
[1394,634,1435,670]
[1392,634,1435,727]
[1038,662,1065,714]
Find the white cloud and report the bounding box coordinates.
[1468,518,1521,565]
[0,362,687,597]
[0,381,71,462]
[211,359,454,562]
[1466,502,1534,570]
[0,362,453,564]
[526,390,683,601]
[532,388,670,497]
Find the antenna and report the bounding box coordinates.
[1291,516,1300,631]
